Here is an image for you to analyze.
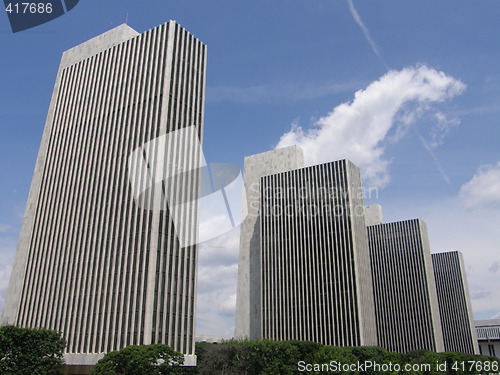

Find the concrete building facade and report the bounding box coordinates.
[235,146,304,339]
[368,219,444,353]
[3,21,206,368]
[476,320,500,358]
[432,251,479,354]
[258,158,377,346]
[364,204,383,226]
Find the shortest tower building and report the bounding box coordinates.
[368,218,444,353]
[432,251,479,354]
[476,320,500,358]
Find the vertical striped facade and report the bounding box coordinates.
[432,251,479,354]
[235,146,305,339]
[260,159,377,346]
[3,21,206,362]
[368,219,444,353]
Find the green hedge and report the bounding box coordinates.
[194,340,499,375]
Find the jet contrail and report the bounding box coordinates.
[415,129,451,185]
[345,0,454,184]
[347,0,389,70]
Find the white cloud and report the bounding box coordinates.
[276,65,466,187]
[0,236,17,310]
[455,104,500,117]
[219,294,237,317]
[470,289,492,300]
[429,112,460,149]
[460,162,500,209]
[199,228,239,267]
[196,228,240,338]
[0,265,12,302]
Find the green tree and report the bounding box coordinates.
[436,351,499,375]
[403,350,442,375]
[195,342,252,375]
[313,345,360,374]
[0,325,66,375]
[192,340,500,375]
[241,339,304,374]
[92,344,186,375]
[237,339,323,374]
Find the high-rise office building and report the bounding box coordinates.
[3,21,206,370]
[432,251,479,354]
[368,219,444,353]
[235,146,305,339]
[238,152,377,346]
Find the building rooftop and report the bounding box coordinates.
[475,320,500,341]
[475,320,500,327]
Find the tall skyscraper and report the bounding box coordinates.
[260,159,376,345]
[235,146,305,339]
[432,251,479,354]
[3,21,206,369]
[368,219,444,353]
[236,149,377,346]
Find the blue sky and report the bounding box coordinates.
[0,1,499,338]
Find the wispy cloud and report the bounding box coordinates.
[414,128,451,185]
[275,65,465,188]
[489,262,500,273]
[470,289,492,300]
[428,112,460,148]
[407,111,461,184]
[460,161,500,209]
[207,81,360,103]
[347,0,389,70]
[454,104,500,117]
[346,1,462,181]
